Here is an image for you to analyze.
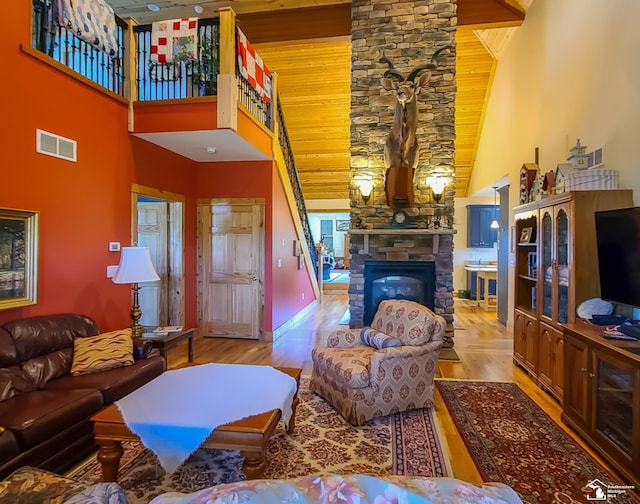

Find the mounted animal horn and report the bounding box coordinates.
[407,46,452,82]
[379,56,404,81]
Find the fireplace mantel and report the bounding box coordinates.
[349,228,456,254]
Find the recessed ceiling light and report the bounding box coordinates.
[194,5,204,14]
[147,3,160,12]
[206,147,217,154]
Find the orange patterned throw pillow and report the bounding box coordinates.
[360,327,402,350]
[70,329,134,376]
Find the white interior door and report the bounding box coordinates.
[198,200,264,339]
[137,201,168,326]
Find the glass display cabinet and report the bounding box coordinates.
[512,190,633,404]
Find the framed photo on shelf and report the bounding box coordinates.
[336,220,350,231]
[519,226,534,244]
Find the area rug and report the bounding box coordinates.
[68,384,450,503]
[436,380,640,504]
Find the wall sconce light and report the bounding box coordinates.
[354,172,374,203]
[426,165,453,203]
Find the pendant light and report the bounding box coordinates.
[490,186,499,229]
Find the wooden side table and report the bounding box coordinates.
[141,327,195,365]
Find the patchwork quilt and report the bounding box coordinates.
[56,0,118,56]
[151,18,198,63]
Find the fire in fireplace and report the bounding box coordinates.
[363,260,436,325]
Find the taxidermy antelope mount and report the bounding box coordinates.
[380,46,451,208]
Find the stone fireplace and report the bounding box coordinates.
[349,229,455,346]
[348,0,457,346]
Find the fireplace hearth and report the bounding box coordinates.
[364,260,435,325]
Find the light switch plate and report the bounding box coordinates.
[109,242,121,252]
[106,265,118,278]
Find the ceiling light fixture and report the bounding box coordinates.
[206,147,217,154]
[194,5,204,14]
[147,3,160,12]
[490,186,499,229]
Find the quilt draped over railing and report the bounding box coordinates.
[151,17,199,63]
[56,0,118,56]
[237,27,272,103]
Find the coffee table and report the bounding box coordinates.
[91,366,301,482]
[141,327,195,365]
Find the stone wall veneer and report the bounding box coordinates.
[349,0,457,347]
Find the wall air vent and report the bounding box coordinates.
[36,129,77,162]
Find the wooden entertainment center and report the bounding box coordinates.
[513,190,639,488]
[562,323,640,490]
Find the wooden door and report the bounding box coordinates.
[538,321,554,390]
[563,333,589,428]
[137,201,168,326]
[198,200,264,340]
[523,313,538,374]
[513,309,527,365]
[552,332,564,400]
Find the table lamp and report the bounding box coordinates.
[112,246,160,337]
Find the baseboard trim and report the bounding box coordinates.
[270,300,319,342]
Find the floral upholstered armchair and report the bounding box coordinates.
[310,299,445,426]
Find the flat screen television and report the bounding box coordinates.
[594,206,640,308]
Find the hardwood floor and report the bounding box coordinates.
[165,294,617,485]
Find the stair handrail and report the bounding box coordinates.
[275,96,318,279]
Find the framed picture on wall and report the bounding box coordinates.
[0,208,39,310]
[336,220,350,231]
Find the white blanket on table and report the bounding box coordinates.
[115,363,297,474]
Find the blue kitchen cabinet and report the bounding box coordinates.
[467,205,499,248]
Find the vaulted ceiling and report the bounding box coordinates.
[109,0,530,199]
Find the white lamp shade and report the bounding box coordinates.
[112,247,160,284]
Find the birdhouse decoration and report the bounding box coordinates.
[542,171,556,196]
[567,139,589,169]
[554,163,574,193]
[519,163,539,204]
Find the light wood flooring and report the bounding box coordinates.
[165,295,618,485]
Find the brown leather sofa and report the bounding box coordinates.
[0,313,165,478]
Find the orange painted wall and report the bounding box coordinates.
[0,3,198,329]
[270,168,315,329]
[133,101,218,133]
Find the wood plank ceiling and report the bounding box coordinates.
[109,0,528,199]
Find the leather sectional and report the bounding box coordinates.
[0,313,165,478]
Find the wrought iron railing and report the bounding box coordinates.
[276,96,318,278]
[237,74,273,131]
[32,0,126,96]
[133,20,219,101]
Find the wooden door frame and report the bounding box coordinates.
[130,184,185,326]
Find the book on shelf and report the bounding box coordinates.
[153,326,183,334]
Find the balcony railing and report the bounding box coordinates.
[32,0,126,96]
[133,19,219,101]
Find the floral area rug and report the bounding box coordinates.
[436,380,640,504]
[68,384,450,504]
